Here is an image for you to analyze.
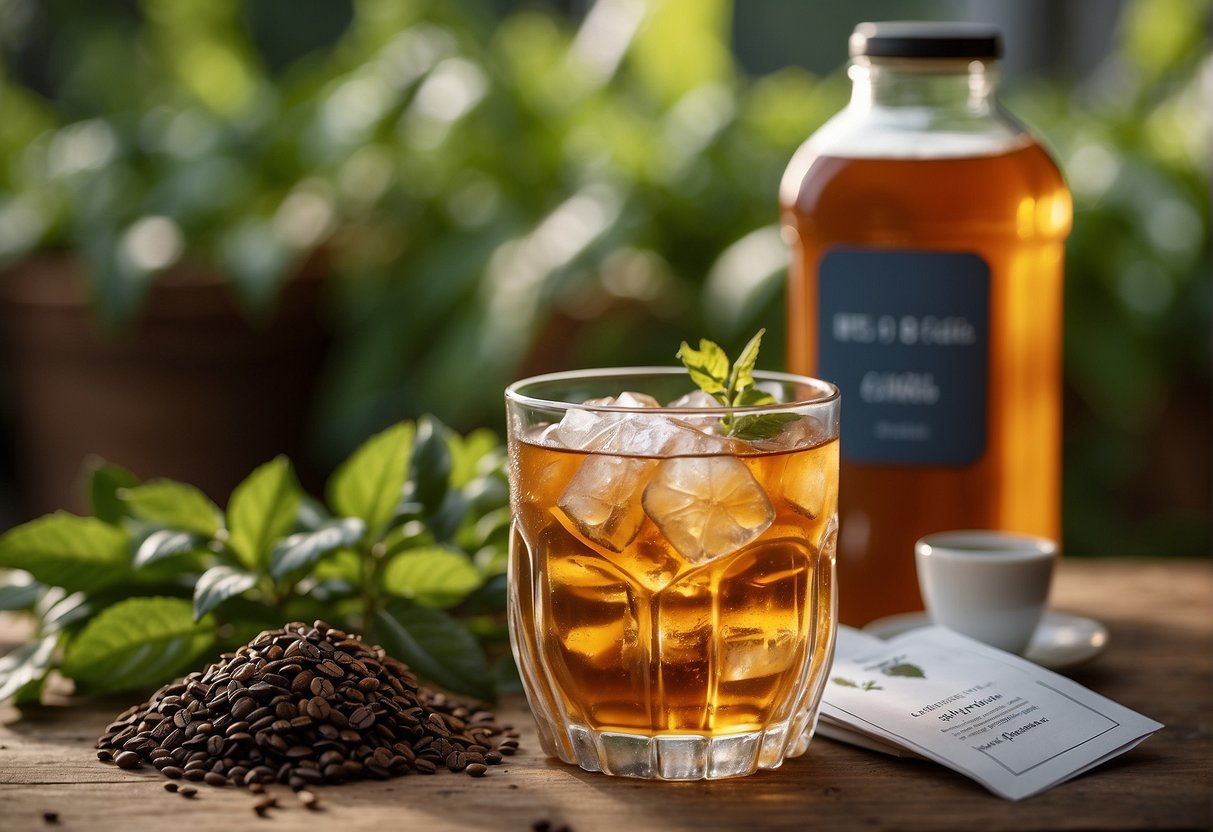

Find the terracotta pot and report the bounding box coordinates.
[0,253,331,519]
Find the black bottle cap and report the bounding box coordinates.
[849,21,1003,60]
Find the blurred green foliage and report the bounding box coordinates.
[0,0,1208,554]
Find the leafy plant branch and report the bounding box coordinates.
[0,416,513,706]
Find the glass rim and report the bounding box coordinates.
[505,366,839,415]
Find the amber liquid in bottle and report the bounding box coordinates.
[782,142,1072,625]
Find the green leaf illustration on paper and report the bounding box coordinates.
[883,662,926,679]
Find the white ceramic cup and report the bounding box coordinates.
[915,530,1058,654]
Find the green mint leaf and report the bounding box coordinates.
[677,338,729,397]
[0,572,41,611]
[122,479,223,537]
[227,456,301,570]
[730,412,800,441]
[373,600,494,701]
[832,676,858,688]
[193,565,259,621]
[729,327,766,397]
[132,528,207,569]
[735,386,776,407]
[88,461,140,525]
[883,662,926,679]
[327,421,416,540]
[0,513,130,593]
[0,635,57,704]
[381,546,482,609]
[409,416,453,517]
[62,597,214,694]
[270,518,365,581]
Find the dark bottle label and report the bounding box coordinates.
[818,248,989,466]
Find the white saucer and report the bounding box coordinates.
[863,610,1108,670]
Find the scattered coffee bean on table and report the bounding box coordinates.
[96,621,518,790]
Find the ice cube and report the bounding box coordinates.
[780,440,838,519]
[642,457,775,564]
[557,454,656,551]
[666,390,720,409]
[665,390,722,431]
[543,393,662,451]
[614,391,662,409]
[719,626,796,682]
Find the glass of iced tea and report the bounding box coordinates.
[505,367,840,780]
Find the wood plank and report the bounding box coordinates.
[0,559,1209,832]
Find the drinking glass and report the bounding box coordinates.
[505,368,840,779]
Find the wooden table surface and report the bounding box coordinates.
[0,558,1209,832]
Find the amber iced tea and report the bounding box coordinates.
[506,369,839,780]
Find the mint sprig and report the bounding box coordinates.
[676,328,798,440]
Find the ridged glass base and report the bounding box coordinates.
[538,717,818,781]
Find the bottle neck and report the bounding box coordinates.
[848,57,999,117]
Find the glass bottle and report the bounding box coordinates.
[780,22,1072,625]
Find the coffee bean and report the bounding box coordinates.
[231,697,257,721]
[115,751,141,770]
[465,763,488,777]
[348,706,375,730]
[164,782,179,793]
[204,772,228,787]
[179,786,198,798]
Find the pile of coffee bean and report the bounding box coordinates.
[96,620,518,790]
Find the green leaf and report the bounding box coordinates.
[373,600,493,701]
[409,416,453,517]
[132,528,208,569]
[494,653,523,695]
[122,480,222,537]
[382,546,482,608]
[0,571,41,611]
[0,513,129,593]
[426,490,469,544]
[676,338,729,396]
[62,597,215,694]
[88,461,140,525]
[449,429,501,488]
[37,588,91,635]
[193,565,259,621]
[730,327,766,395]
[297,495,334,531]
[883,662,926,679]
[730,412,799,441]
[735,386,776,407]
[0,635,57,704]
[832,676,858,688]
[270,518,365,581]
[327,422,416,540]
[227,456,301,569]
